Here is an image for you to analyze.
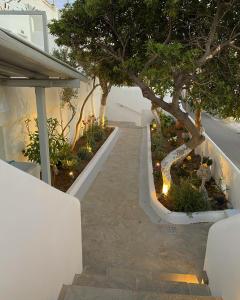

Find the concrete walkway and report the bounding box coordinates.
[79,126,210,278]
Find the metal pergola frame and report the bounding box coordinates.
[0,28,87,185]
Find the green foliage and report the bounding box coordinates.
[23,118,77,169]
[78,116,107,160]
[202,156,213,166]
[49,0,240,131]
[153,148,166,161]
[151,133,163,151]
[160,112,175,130]
[168,179,209,212]
[77,146,93,161]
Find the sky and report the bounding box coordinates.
[54,0,74,8]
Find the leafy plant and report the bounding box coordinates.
[202,156,213,166]
[151,133,163,152]
[23,118,77,169]
[168,179,209,212]
[153,149,166,161]
[160,112,175,130]
[168,136,178,147]
[77,146,93,161]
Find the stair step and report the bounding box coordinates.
[73,271,211,296]
[63,285,222,300]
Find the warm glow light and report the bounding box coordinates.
[158,273,199,284]
[152,123,157,128]
[69,171,74,177]
[156,162,160,167]
[151,128,154,131]
[86,144,92,153]
[186,155,191,161]
[162,183,169,195]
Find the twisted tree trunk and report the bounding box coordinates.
[151,103,161,126]
[71,81,99,150]
[99,78,111,127]
[160,106,204,194]
[129,73,205,194]
[195,107,202,132]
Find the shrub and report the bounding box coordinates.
[93,126,106,142]
[168,136,178,146]
[151,134,163,151]
[153,149,166,161]
[23,118,77,169]
[168,179,209,212]
[202,156,213,166]
[77,146,93,161]
[160,112,175,129]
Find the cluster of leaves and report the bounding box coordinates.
[49,0,240,150]
[159,111,175,131]
[168,179,209,213]
[202,156,213,166]
[187,50,240,120]
[77,116,107,160]
[23,118,78,169]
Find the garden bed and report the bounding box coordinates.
[53,126,113,192]
[151,113,229,213]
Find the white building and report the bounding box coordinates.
[0,0,102,166]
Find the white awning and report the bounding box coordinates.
[0,28,86,83]
[0,28,87,185]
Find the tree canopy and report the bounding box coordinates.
[49,0,240,145]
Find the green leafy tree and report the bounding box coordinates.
[50,18,131,134]
[49,0,240,191]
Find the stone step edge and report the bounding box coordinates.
[62,285,222,300]
[74,270,203,285]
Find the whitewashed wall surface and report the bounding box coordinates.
[106,86,153,126]
[196,134,240,210]
[204,213,240,300]
[0,81,101,162]
[0,159,82,300]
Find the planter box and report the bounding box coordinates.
[67,127,120,200]
[145,125,237,224]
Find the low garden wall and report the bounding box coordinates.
[204,213,240,300]
[0,160,82,300]
[145,126,237,224]
[196,133,240,210]
[67,127,120,200]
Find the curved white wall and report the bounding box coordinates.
[0,159,82,300]
[204,214,240,300]
[195,134,240,209]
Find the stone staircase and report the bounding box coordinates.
[59,267,222,300]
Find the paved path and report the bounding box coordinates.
[80,126,210,278]
[200,113,240,169]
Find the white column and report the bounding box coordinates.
[35,87,51,185]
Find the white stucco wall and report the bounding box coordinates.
[195,134,240,209]
[0,159,82,300]
[204,214,240,300]
[0,81,101,162]
[106,86,153,126]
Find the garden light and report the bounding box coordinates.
[156,162,160,167]
[162,183,169,195]
[86,144,92,153]
[69,171,74,178]
[186,156,191,161]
